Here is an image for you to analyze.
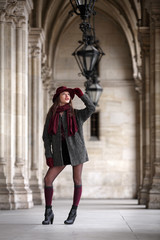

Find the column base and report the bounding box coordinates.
[11,165,34,209]
[138,183,151,206]
[29,170,44,205]
[9,187,33,209]
[0,162,11,209]
[148,189,160,209]
[138,189,148,205]
[30,186,44,205]
[0,187,11,210]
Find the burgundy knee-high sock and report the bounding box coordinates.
[73,184,82,207]
[44,186,53,207]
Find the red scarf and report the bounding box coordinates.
[48,104,78,136]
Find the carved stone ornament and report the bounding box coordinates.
[134,66,142,94]
[0,1,16,23]
[151,14,160,28]
[5,1,17,16]
[41,53,52,89]
[0,9,6,21]
[0,0,27,26]
[29,45,41,58]
[41,66,52,88]
[134,78,142,94]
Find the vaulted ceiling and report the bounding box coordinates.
[30,0,142,79]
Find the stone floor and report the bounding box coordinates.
[0,199,160,240]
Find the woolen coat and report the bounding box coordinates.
[42,94,96,166]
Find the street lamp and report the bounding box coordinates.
[72,41,100,79]
[85,75,103,106]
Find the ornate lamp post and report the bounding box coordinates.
[70,0,104,105]
[73,41,100,79]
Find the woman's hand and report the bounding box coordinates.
[74,88,83,98]
[46,158,54,168]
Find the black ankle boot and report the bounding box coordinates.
[64,206,77,225]
[42,206,54,225]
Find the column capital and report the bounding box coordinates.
[9,0,33,15]
[29,28,45,45]
[28,28,45,58]
[0,9,5,21]
[12,0,33,27]
[41,53,52,90]
[28,45,41,58]
[0,1,17,24]
[0,0,33,25]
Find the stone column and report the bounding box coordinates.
[138,27,151,205]
[41,53,53,177]
[0,0,34,209]
[134,71,143,203]
[148,10,160,208]
[0,4,10,209]
[28,28,45,205]
[7,0,33,209]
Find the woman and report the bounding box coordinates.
[42,86,95,225]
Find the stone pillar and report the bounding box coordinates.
[10,0,33,209]
[28,28,45,205]
[41,53,53,176]
[0,4,10,209]
[0,0,33,209]
[138,27,151,205]
[148,8,160,208]
[134,71,143,203]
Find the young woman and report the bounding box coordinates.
[42,86,95,225]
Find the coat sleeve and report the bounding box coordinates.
[42,111,53,159]
[76,93,96,123]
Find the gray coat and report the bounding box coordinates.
[42,94,95,166]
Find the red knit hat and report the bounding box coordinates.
[52,86,75,102]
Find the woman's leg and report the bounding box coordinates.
[44,166,66,207]
[64,164,83,225]
[42,166,65,225]
[72,164,83,207]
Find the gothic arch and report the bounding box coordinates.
[36,0,141,85]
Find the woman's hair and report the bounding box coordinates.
[49,95,75,117]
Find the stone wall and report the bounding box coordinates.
[52,13,137,199]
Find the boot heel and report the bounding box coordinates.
[51,216,54,224]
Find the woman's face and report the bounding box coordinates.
[59,91,71,105]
